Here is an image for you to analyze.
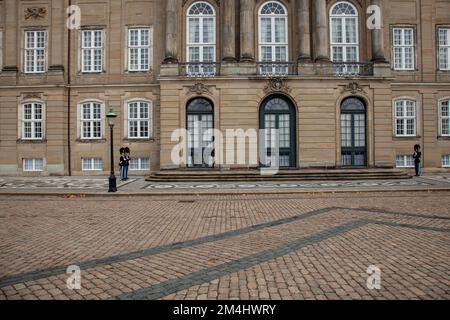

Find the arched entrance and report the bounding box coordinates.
[259,95,297,168]
[340,97,367,167]
[186,98,214,168]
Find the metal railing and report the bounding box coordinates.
[332,62,374,77]
[257,61,298,77]
[179,62,220,77]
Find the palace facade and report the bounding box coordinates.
[0,0,449,176]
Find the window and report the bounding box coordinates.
[442,155,450,167]
[438,28,450,71]
[22,102,44,140]
[0,30,3,71]
[82,30,103,72]
[394,100,417,137]
[81,102,102,139]
[186,2,216,75]
[82,158,103,171]
[330,2,359,74]
[24,30,46,73]
[258,1,289,75]
[128,101,151,139]
[440,100,450,136]
[23,159,44,172]
[392,27,415,70]
[129,158,150,171]
[128,28,152,71]
[396,155,414,168]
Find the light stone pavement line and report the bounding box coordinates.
[116,220,450,300]
[0,207,336,288]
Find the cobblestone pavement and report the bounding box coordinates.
[0,191,449,300]
[0,174,449,194]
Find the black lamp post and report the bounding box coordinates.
[106,107,118,193]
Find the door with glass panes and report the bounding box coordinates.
[340,98,367,167]
[186,98,214,168]
[259,96,296,168]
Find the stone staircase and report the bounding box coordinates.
[146,169,412,182]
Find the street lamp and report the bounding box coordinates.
[106,107,118,193]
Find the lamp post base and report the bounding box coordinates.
[108,174,117,193]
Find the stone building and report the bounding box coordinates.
[0,0,449,176]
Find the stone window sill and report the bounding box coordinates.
[17,139,47,144]
[76,139,106,144]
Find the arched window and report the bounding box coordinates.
[330,2,359,70]
[394,99,417,137]
[21,102,44,140]
[186,2,216,75]
[258,1,289,74]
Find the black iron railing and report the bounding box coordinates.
[179,62,220,77]
[332,62,374,77]
[257,61,298,76]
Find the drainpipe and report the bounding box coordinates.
[67,0,72,176]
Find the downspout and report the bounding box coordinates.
[67,0,72,176]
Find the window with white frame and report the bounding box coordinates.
[128,28,152,71]
[392,27,415,70]
[396,155,415,168]
[129,158,150,171]
[395,100,417,137]
[438,28,450,71]
[24,30,46,73]
[258,1,289,74]
[128,101,151,139]
[330,2,359,66]
[186,2,216,75]
[0,31,3,71]
[81,102,102,139]
[22,102,44,140]
[82,30,103,73]
[82,158,103,171]
[440,99,450,136]
[23,158,44,172]
[442,155,450,167]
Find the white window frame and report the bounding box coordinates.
[0,30,3,72]
[442,155,450,168]
[80,101,103,140]
[258,1,289,64]
[127,100,152,139]
[82,158,103,171]
[439,99,450,137]
[23,158,44,172]
[128,27,153,72]
[186,2,217,65]
[392,27,415,71]
[396,155,415,168]
[24,30,47,74]
[438,28,450,71]
[329,2,359,63]
[394,99,417,137]
[21,102,44,140]
[129,158,151,171]
[81,29,104,73]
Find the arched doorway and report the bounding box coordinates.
[186,98,214,168]
[340,97,367,167]
[259,95,297,168]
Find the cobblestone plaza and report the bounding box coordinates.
[0,189,449,300]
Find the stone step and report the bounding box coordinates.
[147,169,411,182]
